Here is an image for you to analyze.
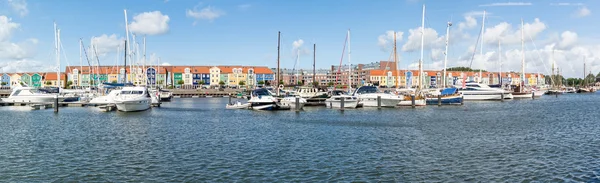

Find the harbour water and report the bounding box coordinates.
[0,94,599,182]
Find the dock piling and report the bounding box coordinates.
[501,93,504,102]
[53,95,59,113]
[228,94,232,104]
[295,96,300,111]
[460,96,464,105]
[340,97,345,110]
[532,93,535,99]
[377,96,381,109]
[411,95,415,108]
[437,95,442,106]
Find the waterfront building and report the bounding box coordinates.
[1,73,10,87]
[20,73,32,86]
[42,72,67,88]
[209,66,221,86]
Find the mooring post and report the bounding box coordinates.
[54,95,59,113]
[340,97,345,110]
[438,95,442,106]
[501,93,504,102]
[228,94,232,104]
[295,96,300,111]
[460,96,464,105]
[377,96,381,109]
[411,95,416,108]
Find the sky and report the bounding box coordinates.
[0,0,599,78]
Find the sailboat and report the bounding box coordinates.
[425,21,464,105]
[326,29,360,108]
[511,19,534,98]
[397,5,427,106]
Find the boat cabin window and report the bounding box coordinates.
[355,86,378,94]
[121,90,144,94]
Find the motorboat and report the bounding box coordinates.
[226,101,251,109]
[296,87,328,99]
[325,90,359,108]
[426,88,464,105]
[3,86,69,103]
[352,86,403,107]
[279,96,307,109]
[89,90,121,105]
[457,82,511,100]
[247,88,289,110]
[114,87,152,112]
[397,93,427,106]
[159,89,173,101]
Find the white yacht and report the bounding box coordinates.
[114,87,152,112]
[325,90,359,108]
[3,86,68,103]
[457,82,512,100]
[352,86,403,107]
[89,90,121,105]
[159,89,173,101]
[248,88,288,110]
[279,97,307,109]
[296,87,328,99]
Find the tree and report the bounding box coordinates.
[157,80,164,85]
[258,80,265,85]
[0,82,6,86]
[199,80,205,85]
[177,80,185,85]
[446,67,487,72]
[45,81,52,85]
[327,81,334,87]
[239,81,246,86]
[111,80,118,83]
[297,81,303,85]
[279,80,284,85]
[66,81,73,88]
[312,81,319,87]
[219,81,225,86]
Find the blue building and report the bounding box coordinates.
[256,74,275,83]
[1,73,10,87]
[192,74,202,86]
[201,74,210,85]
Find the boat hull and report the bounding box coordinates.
[326,99,359,108]
[115,99,151,112]
[360,97,403,107]
[279,98,306,109]
[425,95,463,105]
[397,99,426,106]
[5,96,67,103]
[512,92,534,99]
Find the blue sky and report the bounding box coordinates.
[1,0,598,77]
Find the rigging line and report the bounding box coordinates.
[336,32,349,87]
[526,30,555,84]
[59,40,70,68]
[468,20,483,68]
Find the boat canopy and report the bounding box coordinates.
[441,88,458,95]
[252,88,271,96]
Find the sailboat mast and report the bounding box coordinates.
[443,21,451,88]
[481,11,486,57]
[419,4,425,90]
[276,31,281,96]
[296,48,300,85]
[394,31,398,89]
[583,56,586,87]
[143,35,147,87]
[313,43,316,87]
[348,29,352,92]
[54,22,60,88]
[79,39,83,80]
[499,39,502,86]
[124,40,128,83]
[124,9,130,83]
[57,29,61,89]
[520,19,525,92]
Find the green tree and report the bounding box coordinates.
[177,80,185,85]
[219,81,225,86]
[312,81,319,87]
[327,81,334,87]
[45,81,52,85]
[446,67,487,72]
[239,81,246,86]
[199,80,205,85]
[157,80,164,85]
[1,82,7,86]
[279,80,284,85]
[257,80,265,85]
[66,81,73,88]
[111,80,118,83]
[297,81,303,85]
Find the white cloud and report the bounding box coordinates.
[483,18,547,45]
[0,16,20,42]
[7,0,28,17]
[164,0,169,3]
[458,16,477,31]
[128,11,170,35]
[479,2,532,7]
[292,39,304,50]
[402,27,445,52]
[377,30,403,52]
[238,4,251,11]
[0,59,54,73]
[90,34,124,56]
[186,5,225,24]
[550,3,584,6]
[161,62,171,66]
[558,31,577,49]
[574,6,591,17]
